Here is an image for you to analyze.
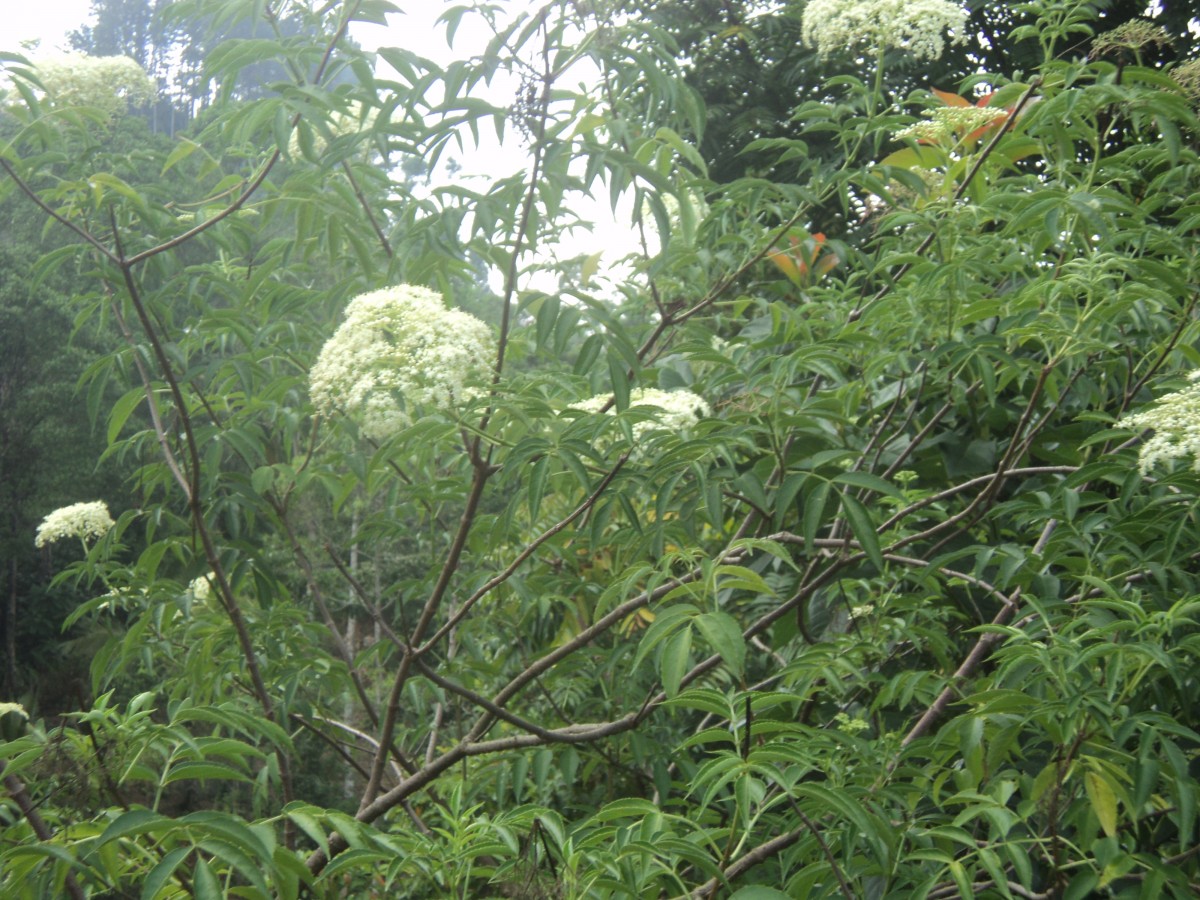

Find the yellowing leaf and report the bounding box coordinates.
[1085,770,1119,837]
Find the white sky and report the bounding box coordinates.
[8,0,94,51]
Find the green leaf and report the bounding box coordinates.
[695,611,745,679]
[589,798,662,822]
[141,846,192,900]
[191,856,222,900]
[161,138,201,175]
[660,624,692,698]
[714,565,772,596]
[832,470,904,498]
[535,293,560,349]
[107,387,146,445]
[163,761,252,786]
[608,352,630,411]
[632,604,698,671]
[839,491,884,573]
[98,809,172,846]
[879,145,947,169]
[659,688,733,719]
[527,456,548,524]
[803,479,831,549]
[284,804,329,859]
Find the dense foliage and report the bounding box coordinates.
[3,0,1200,897]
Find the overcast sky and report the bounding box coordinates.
[9,1,93,51]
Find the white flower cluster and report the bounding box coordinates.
[190,574,213,602]
[35,501,115,548]
[573,387,711,443]
[309,285,495,439]
[894,106,1003,144]
[33,52,155,119]
[834,711,871,733]
[0,702,28,720]
[1175,59,1200,104]
[802,0,969,62]
[1124,372,1200,473]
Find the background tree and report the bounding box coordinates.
[0,176,128,705]
[619,0,1199,183]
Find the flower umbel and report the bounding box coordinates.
[1090,20,1173,61]
[1124,372,1200,473]
[573,387,710,443]
[802,0,969,62]
[33,52,155,119]
[35,501,115,548]
[309,285,495,439]
[894,105,1005,145]
[1174,59,1200,104]
[190,575,213,602]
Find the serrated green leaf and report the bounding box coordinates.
[840,491,884,572]
[98,809,172,846]
[108,387,145,445]
[660,624,692,698]
[164,761,251,786]
[695,611,745,679]
[191,856,222,900]
[141,846,191,900]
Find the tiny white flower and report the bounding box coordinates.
[802,0,969,62]
[34,501,115,548]
[1124,372,1200,473]
[309,285,495,439]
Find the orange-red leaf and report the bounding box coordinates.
[932,87,970,107]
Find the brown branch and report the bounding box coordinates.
[111,216,275,718]
[670,206,809,329]
[275,508,379,727]
[340,160,393,257]
[360,7,558,808]
[876,466,1076,535]
[898,517,1059,750]
[415,455,627,655]
[108,299,191,499]
[1123,293,1199,413]
[491,6,553,391]
[690,826,806,897]
[290,714,430,836]
[2,765,87,900]
[124,1,361,267]
[360,461,491,807]
[789,799,857,899]
[0,158,116,261]
[880,388,964,480]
